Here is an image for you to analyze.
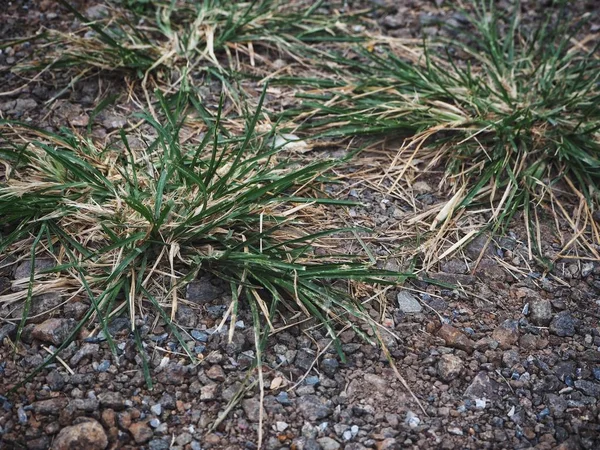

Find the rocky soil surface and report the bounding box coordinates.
[1,1,600,449]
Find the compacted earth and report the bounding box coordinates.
[1,1,600,450]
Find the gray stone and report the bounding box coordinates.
[96,360,110,372]
[321,358,339,377]
[0,255,17,277]
[502,350,520,368]
[545,394,567,418]
[295,348,315,371]
[46,370,66,391]
[30,292,62,319]
[98,392,126,410]
[175,305,197,328]
[70,343,99,366]
[581,262,594,277]
[405,410,420,428]
[175,432,193,446]
[242,397,265,423]
[17,407,27,424]
[0,323,16,340]
[317,437,341,450]
[32,398,69,414]
[107,317,131,337]
[397,290,422,313]
[465,234,494,260]
[549,311,576,337]
[0,277,10,295]
[574,380,600,398]
[101,114,127,130]
[362,373,387,393]
[440,259,468,274]
[13,98,38,114]
[148,439,170,450]
[529,299,552,326]
[464,372,499,400]
[14,258,55,280]
[475,258,506,281]
[275,391,291,405]
[70,399,99,412]
[0,100,16,113]
[64,301,89,320]
[150,404,162,416]
[190,330,208,342]
[85,5,108,19]
[186,278,222,303]
[297,394,332,421]
[159,393,176,410]
[291,437,320,450]
[382,14,404,30]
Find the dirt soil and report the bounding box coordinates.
[1,1,600,450]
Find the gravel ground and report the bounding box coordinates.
[1,1,600,449]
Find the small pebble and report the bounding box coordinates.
[96,360,110,372]
[191,330,208,342]
[275,392,291,405]
[150,333,169,343]
[305,375,320,386]
[17,407,27,424]
[151,404,162,416]
[405,411,420,428]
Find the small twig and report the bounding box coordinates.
[41,345,75,375]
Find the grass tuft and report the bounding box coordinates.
[19,0,365,92]
[281,1,600,258]
[0,87,406,385]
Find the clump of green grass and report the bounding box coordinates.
[283,1,600,256]
[0,87,405,388]
[22,0,364,91]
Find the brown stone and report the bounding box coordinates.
[436,354,464,381]
[128,422,153,444]
[206,365,226,382]
[437,324,474,354]
[51,419,108,450]
[101,409,116,428]
[492,319,519,349]
[32,319,76,345]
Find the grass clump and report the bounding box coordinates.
[22,0,364,91]
[0,87,404,385]
[284,2,600,257]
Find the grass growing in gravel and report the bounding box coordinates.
[283,2,600,257]
[22,0,364,94]
[0,87,405,387]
